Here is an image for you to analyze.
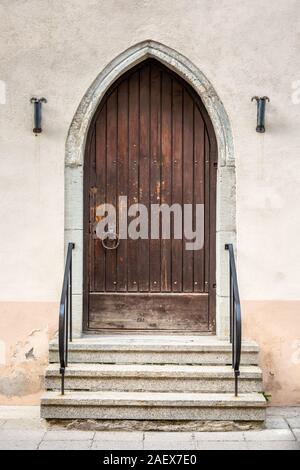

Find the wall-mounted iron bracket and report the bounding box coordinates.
[251,96,270,133]
[30,97,47,135]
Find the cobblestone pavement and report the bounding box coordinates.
[0,406,299,450]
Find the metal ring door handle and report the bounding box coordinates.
[101,232,120,250]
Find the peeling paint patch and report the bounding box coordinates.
[0,80,6,104]
[13,329,48,364]
[0,328,49,398]
[25,348,35,360]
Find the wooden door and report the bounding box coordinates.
[84,59,217,333]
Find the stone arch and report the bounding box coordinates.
[65,40,236,338]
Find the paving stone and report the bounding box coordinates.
[44,430,94,441]
[0,441,40,450]
[92,431,144,450]
[144,432,195,450]
[265,416,289,429]
[293,429,300,440]
[266,407,300,418]
[94,431,143,441]
[0,430,45,441]
[286,417,300,428]
[246,441,300,450]
[194,431,244,441]
[0,406,298,450]
[0,406,40,420]
[195,441,248,450]
[39,440,92,450]
[144,431,194,440]
[243,429,295,441]
[92,440,143,450]
[3,418,47,430]
[144,439,196,450]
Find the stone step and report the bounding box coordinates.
[49,335,259,365]
[45,363,263,393]
[41,390,266,422]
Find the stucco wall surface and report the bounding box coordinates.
[0,0,299,404]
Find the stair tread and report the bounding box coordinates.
[41,390,266,407]
[49,335,259,352]
[46,363,262,378]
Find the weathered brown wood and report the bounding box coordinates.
[139,64,150,292]
[171,79,183,293]
[149,64,161,293]
[127,71,139,292]
[182,90,194,293]
[204,128,210,297]
[117,80,128,291]
[161,72,172,292]
[208,127,217,331]
[89,129,96,292]
[83,58,217,333]
[89,293,209,331]
[94,104,107,292]
[105,90,118,292]
[193,106,205,293]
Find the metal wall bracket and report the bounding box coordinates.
[251,96,270,133]
[30,97,47,135]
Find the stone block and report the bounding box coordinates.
[39,440,92,450]
[44,430,94,441]
[265,416,289,429]
[243,429,295,441]
[286,417,300,428]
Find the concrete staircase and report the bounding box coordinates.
[41,336,266,430]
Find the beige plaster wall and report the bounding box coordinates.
[0,0,299,404]
[243,301,300,406]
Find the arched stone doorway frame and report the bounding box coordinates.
[65,40,236,339]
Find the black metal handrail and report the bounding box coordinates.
[59,242,75,395]
[225,243,242,397]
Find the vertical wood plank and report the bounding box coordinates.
[139,64,150,291]
[182,90,194,292]
[208,127,217,330]
[150,63,161,292]
[204,128,210,294]
[193,106,205,292]
[85,126,95,328]
[161,72,172,292]
[171,80,183,292]
[105,90,118,291]
[127,71,139,292]
[117,80,129,291]
[94,104,107,292]
[89,129,96,292]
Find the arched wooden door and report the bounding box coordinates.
[84,59,217,333]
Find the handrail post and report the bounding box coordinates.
[60,367,65,396]
[234,370,239,397]
[230,266,233,344]
[225,243,242,397]
[65,280,69,368]
[58,242,75,397]
[70,255,73,343]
